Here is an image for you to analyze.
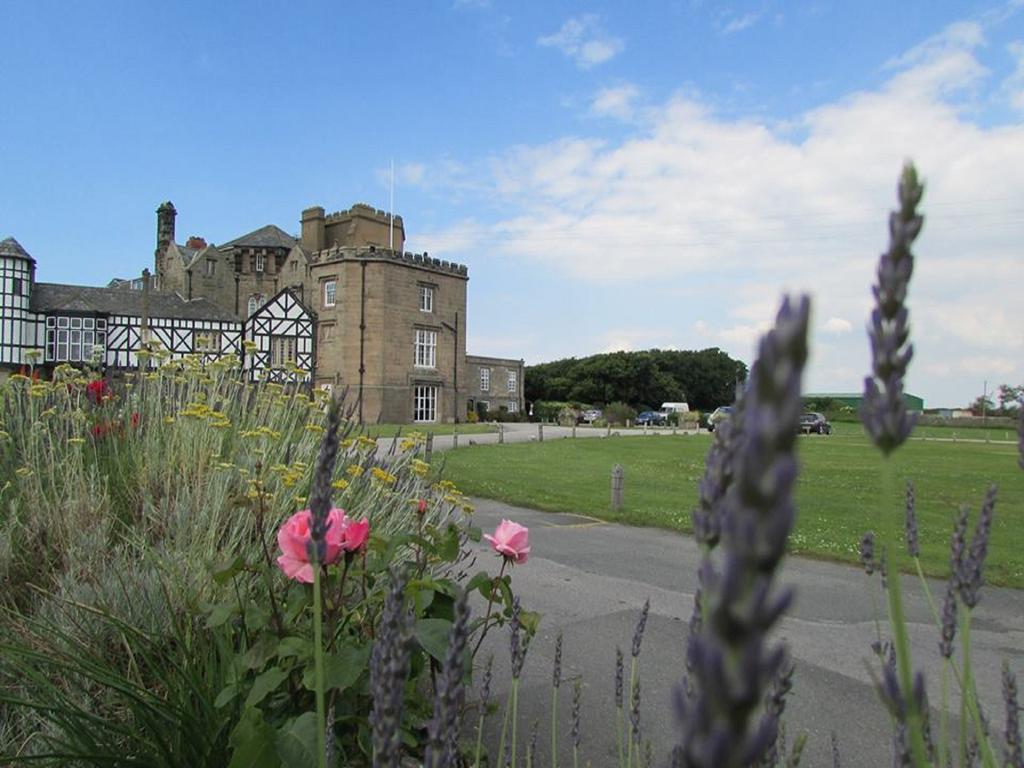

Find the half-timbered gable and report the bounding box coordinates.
[243,287,314,383]
[30,282,241,369]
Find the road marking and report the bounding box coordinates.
[540,513,608,529]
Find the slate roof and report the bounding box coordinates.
[32,283,238,322]
[221,224,297,250]
[0,237,35,263]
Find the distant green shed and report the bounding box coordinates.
[803,392,924,412]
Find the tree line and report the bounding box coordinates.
[524,348,747,413]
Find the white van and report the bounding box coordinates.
[660,402,690,414]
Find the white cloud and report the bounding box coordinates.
[824,317,852,334]
[420,18,1024,405]
[538,15,624,69]
[1004,41,1024,110]
[591,84,640,121]
[722,11,763,34]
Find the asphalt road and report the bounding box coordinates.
[464,498,1024,768]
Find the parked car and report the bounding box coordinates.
[581,408,603,424]
[799,412,833,435]
[635,410,667,426]
[707,405,733,432]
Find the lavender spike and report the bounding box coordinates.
[672,295,809,767]
[905,481,919,558]
[860,163,924,455]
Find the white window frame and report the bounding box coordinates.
[507,370,517,393]
[508,400,519,414]
[45,316,105,362]
[419,284,434,313]
[205,260,216,277]
[480,367,490,392]
[271,335,297,367]
[255,253,265,272]
[414,329,437,368]
[324,280,337,307]
[194,330,220,353]
[413,384,438,423]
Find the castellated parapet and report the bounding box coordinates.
[311,244,468,278]
[301,202,406,253]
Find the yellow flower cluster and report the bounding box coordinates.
[346,465,364,478]
[371,467,397,485]
[331,478,349,491]
[357,435,378,451]
[240,425,282,440]
[411,459,430,477]
[432,479,473,514]
[179,401,231,429]
[398,431,427,452]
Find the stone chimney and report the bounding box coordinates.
[301,206,326,251]
[156,202,177,275]
[186,235,207,250]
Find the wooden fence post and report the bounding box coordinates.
[538,423,544,442]
[498,424,504,444]
[452,427,458,449]
[611,464,624,511]
[572,423,577,439]
[425,432,434,462]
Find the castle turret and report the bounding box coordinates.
[0,237,37,367]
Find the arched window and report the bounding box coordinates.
[247,294,265,317]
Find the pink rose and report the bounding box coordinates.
[276,508,370,583]
[484,519,530,564]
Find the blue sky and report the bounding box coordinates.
[2,1,1022,408]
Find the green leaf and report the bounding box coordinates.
[276,636,310,660]
[301,643,370,693]
[519,610,542,636]
[415,618,453,663]
[275,712,320,768]
[464,524,482,542]
[466,571,493,598]
[245,603,271,633]
[437,524,461,562]
[215,683,240,709]
[228,707,281,768]
[495,576,514,613]
[206,601,237,629]
[243,635,279,671]
[245,666,288,708]
[211,555,247,585]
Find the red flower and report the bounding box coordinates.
[86,379,110,404]
[91,423,108,439]
[131,412,141,429]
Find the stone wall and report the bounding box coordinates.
[465,354,525,417]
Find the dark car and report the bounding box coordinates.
[635,410,667,426]
[799,412,832,435]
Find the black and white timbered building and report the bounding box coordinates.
[0,237,313,382]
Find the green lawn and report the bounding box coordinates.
[438,430,1024,587]
[360,422,499,438]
